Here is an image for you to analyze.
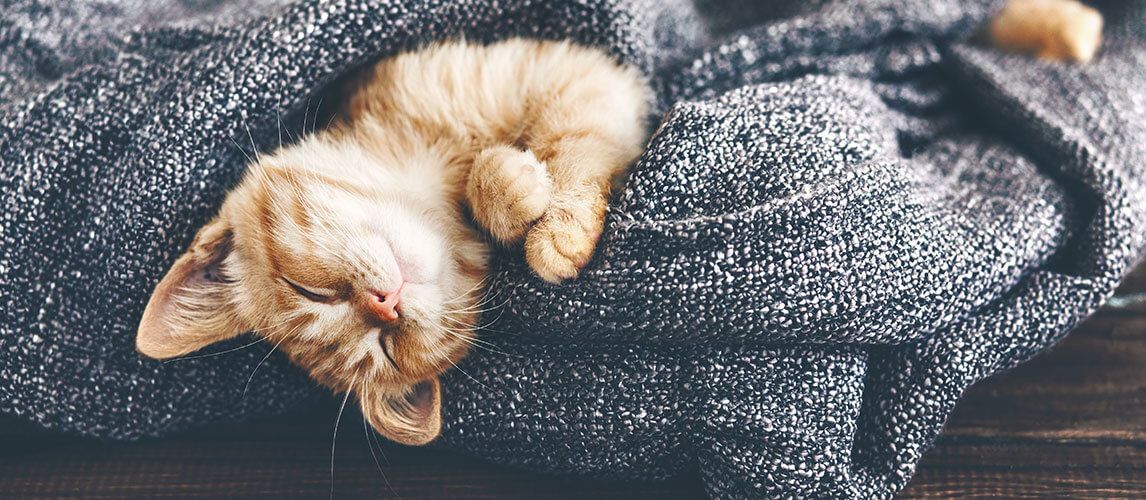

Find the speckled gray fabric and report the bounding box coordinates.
[3,0,1145,498]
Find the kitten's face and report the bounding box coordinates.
[136,137,488,445]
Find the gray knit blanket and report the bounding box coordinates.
[3,0,1144,497]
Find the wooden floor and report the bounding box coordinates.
[3,266,1145,499]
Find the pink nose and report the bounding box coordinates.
[367,286,402,322]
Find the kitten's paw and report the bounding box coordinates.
[525,193,606,283]
[468,146,552,243]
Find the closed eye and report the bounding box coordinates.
[281,277,338,303]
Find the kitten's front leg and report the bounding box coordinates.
[524,183,607,283]
[988,0,1103,63]
[465,142,608,283]
[522,132,633,283]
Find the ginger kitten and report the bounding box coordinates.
[135,0,1102,447]
[136,39,651,445]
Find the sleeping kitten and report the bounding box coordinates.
[135,39,651,445]
[135,0,1102,447]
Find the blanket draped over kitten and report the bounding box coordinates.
[2,0,1144,497]
[136,0,1100,447]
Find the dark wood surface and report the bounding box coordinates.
[3,265,1145,499]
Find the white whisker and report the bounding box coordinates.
[228,136,257,166]
[435,324,521,358]
[241,321,301,399]
[330,387,352,500]
[242,117,263,164]
[162,337,266,363]
[312,96,326,135]
[444,355,493,393]
[362,408,400,498]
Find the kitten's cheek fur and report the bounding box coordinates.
[361,377,443,445]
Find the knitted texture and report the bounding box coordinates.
[2,0,1144,497]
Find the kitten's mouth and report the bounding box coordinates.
[378,330,403,374]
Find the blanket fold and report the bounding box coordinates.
[3,0,1144,497]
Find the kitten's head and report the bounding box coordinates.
[136,136,488,445]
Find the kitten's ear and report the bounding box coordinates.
[136,216,247,359]
[363,378,443,446]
